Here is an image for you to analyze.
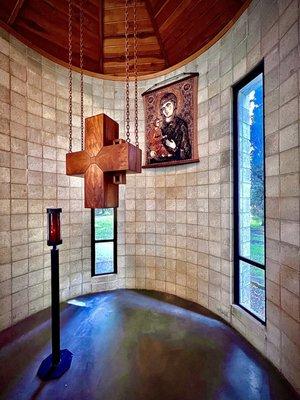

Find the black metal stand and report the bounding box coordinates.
[37,246,72,380]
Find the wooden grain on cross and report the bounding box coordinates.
[66,114,142,208]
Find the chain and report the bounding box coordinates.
[68,0,73,153]
[124,0,130,143]
[80,0,84,151]
[133,0,139,147]
[68,0,73,152]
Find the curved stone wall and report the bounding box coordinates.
[127,0,300,390]
[0,0,299,391]
[0,29,128,328]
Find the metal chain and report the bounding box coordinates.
[125,0,130,143]
[68,0,73,153]
[80,0,84,151]
[133,0,139,147]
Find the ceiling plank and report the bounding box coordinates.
[98,0,104,73]
[167,2,240,64]
[104,20,153,37]
[104,5,148,23]
[15,22,98,70]
[43,0,99,23]
[7,0,26,25]
[144,0,169,68]
[162,0,217,46]
[104,45,161,57]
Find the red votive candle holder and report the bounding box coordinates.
[47,208,62,246]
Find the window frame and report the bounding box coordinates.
[91,208,117,276]
[232,61,267,324]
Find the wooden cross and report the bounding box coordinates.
[66,114,142,208]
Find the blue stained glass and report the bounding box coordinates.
[238,73,265,265]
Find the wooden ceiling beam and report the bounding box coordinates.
[98,0,104,73]
[144,0,169,68]
[7,0,26,25]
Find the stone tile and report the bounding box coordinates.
[0,85,9,105]
[279,123,298,152]
[281,221,299,246]
[0,102,9,120]
[262,22,279,56]
[0,166,10,183]
[280,242,299,271]
[265,66,279,95]
[279,22,298,60]
[266,154,279,176]
[0,52,9,72]
[279,47,299,83]
[0,264,11,282]
[279,0,298,38]
[0,36,9,56]
[280,173,299,197]
[0,69,9,89]
[281,309,299,345]
[12,288,28,309]
[0,133,10,152]
[280,197,299,221]
[279,97,298,129]
[12,274,28,293]
[10,121,26,140]
[279,72,298,105]
[0,280,11,302]
[11,76,26,96]
[281,287,299,320]
[11,91,26,111]
[280,264,299,295]
[280,147,299,174]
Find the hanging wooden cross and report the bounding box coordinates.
[66,114,141,208]
[66,0,141,209]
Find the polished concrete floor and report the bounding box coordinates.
[0,290,298,400]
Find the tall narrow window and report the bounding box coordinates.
[233,63,266,323]
[91,208,117,276]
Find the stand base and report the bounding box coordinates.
[37,349,73,381]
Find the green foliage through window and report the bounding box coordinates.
[92,208,116,275]
[233,63,266,323]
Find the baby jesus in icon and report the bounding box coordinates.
[148,118,172,162]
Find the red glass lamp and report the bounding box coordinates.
[47,208,62,246]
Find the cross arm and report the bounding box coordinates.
[66,151,90,176]
[97,141,142,173]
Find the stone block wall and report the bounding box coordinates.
[127,0,299,390]
[0,29,128,330]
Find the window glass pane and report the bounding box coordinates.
[95,242,114,274]
[238,73,265,265]
[95,208,114,240]
[240,260,265,321]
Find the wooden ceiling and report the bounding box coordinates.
[0,0,250,78]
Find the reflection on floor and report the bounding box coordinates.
[0,290,298,400]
